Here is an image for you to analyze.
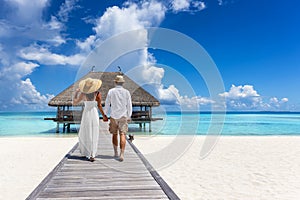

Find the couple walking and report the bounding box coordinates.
[73,75,132,162]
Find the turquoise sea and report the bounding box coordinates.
[0,111,299,136]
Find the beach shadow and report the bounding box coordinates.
[97,155,122,162]
[96,155,115,160]
[67,155,89,161]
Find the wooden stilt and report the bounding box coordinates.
[56,123,59,133]
[67,123,70,133]
[149,107,152,132]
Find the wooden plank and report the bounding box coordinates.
[37,195,168,200]
[37,196,168,200]
[47,179,157,187]
[37,189,167,198]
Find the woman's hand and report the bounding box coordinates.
[103,115,108,122]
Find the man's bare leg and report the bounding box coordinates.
[112,134,118,157]
[119,133,126,161]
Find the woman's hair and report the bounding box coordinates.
[85,92,96,101]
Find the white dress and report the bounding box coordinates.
[78,101,99,158]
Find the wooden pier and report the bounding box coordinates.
[26,121,179,200]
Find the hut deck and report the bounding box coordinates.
[26,121,178,200]
[44,110,163,132]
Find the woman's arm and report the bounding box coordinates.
[73,89,85,105]
[96,92,108,121]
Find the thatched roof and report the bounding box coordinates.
[48,72,160,107]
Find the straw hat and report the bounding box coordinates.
[79,78,102,94]
[114,75,125,83]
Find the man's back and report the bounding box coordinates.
[105,85,132,119]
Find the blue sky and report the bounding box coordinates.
[0,0,299,111]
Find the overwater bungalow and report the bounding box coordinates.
[45,71,161,133]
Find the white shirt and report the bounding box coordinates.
[104,85,132,119]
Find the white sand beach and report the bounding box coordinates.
[1,136,300,200]
[134,136,300,200]
[0,137,78,200]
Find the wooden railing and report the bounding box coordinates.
[131,111,150,121]
[44,108,162,133]
[44,110,82,123]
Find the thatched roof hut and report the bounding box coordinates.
[46,71,161,133]
[48,71,160,107]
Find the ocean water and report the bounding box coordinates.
[0,112,77,136]
[151,112,300,136]
[0,111,299,136]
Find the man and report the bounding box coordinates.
[104,75,132,161]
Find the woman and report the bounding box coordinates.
[73,78,108,162]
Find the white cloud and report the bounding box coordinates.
[57,0,80,22]
[78,0,166,50]
[171,0,206,12]
[45,16,64,31]
[220,84,260,99]
[179,95,215,110]
[0,1,67,57]
[0,0,80,110]
[19,45,85,66]
[0,62,39,80]
[281,98,289,103]
[157,84,180,104]
[142,64,165,85]
[0,0,81,48]
[269,97,289,108]
[0,0,66,45]
[192,1,206,10]
[270,97,279,104]
[11,78,54,109]
[0,20,12,38]
[13,78,52,103]
[4,0,48,25]
[0,43,9,66]
[0,62,54,111]
[219,85,289,111]
[76,35,96,52]
[146,82,216,110]
[172,0,190,11]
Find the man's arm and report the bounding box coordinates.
[104,90,111,116]
[127,91,132,119]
